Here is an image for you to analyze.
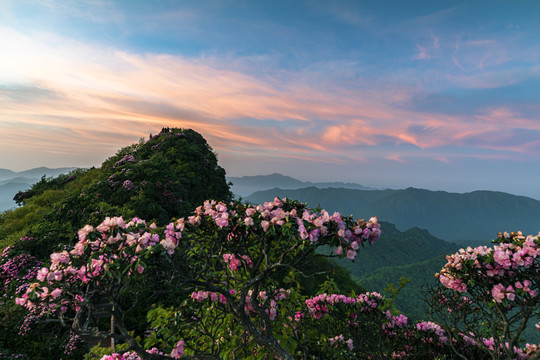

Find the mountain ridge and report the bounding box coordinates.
[247,186,540,243]
[228,173,377,197]
[0,167,77,212]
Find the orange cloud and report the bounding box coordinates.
[2,26,540,171]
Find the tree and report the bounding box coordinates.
[1,128,232,359]
[16,198,382,359]
[425,231,540,360]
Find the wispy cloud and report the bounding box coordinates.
[1,26,540,172]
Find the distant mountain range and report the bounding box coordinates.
[0,167,76,212]
[228,173,377,198]
[247,185,540,244]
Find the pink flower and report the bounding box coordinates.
[51,288,63,299]
[492,284,506,303]
[171,339,185,359]
[223,253,241,271]
[261,220,270,232]
[346,249,356,260]
[160,238,176,255]
[215,213,229,229]
[50,251,70,265]
[36,267,49,282]
[298,225,309,240]
[505,285,515,301]
[15,296,27,306]
[77,225,94,241]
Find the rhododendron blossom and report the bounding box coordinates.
[13,198,384,359]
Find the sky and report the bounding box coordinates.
[1,1,540,199]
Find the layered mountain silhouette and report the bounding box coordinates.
[246,184,540,244]
[228,173,376,198]
[0,167,76,211]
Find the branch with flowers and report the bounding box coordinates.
[15,198,381,359]
[426,231,540,360]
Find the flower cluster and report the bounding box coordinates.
[223,253,252,271]
[436,232,539,303]
[15,216,163,311]
[191,288,290,321]
[328,334,354,350]
[113,154,136,168]
[415,321,448,344]
[189,198,381,260]
[305,292,383,319]
[122,180,135,191]
[100,347,166,360]
[0,251,42,297]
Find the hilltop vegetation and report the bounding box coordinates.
[0,128,232,253]
[0,128,365,359]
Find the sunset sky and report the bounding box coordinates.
[1,1,540,199]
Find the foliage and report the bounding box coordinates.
[16,198,381,359]
[0,128,233,359]
[425,231,540,359]
[2,128,540,359]
[13,194,540,359]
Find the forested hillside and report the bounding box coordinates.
[323,222,459,321]
[334,222,458,277]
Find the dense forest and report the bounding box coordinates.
[0,128,538,359]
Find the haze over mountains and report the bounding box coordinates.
[230,173,539,334]
[0,167,76,211]
[228,173,377,198]
[237,175,540,244]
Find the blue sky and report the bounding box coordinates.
[1,0,540,198]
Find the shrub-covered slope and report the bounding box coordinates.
[0,128,232,256]
[0,128,368,360]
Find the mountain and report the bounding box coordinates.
[0,177,40,187]
[247,186,540,243]
[16,167,76,178]
[228,173,376,198]
[0,167,77,212]
[331,222,458,277]
[358,255,448,321]
[326,222,458,320]
[0,169,17,180]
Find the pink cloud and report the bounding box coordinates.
[1,27,540,171]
